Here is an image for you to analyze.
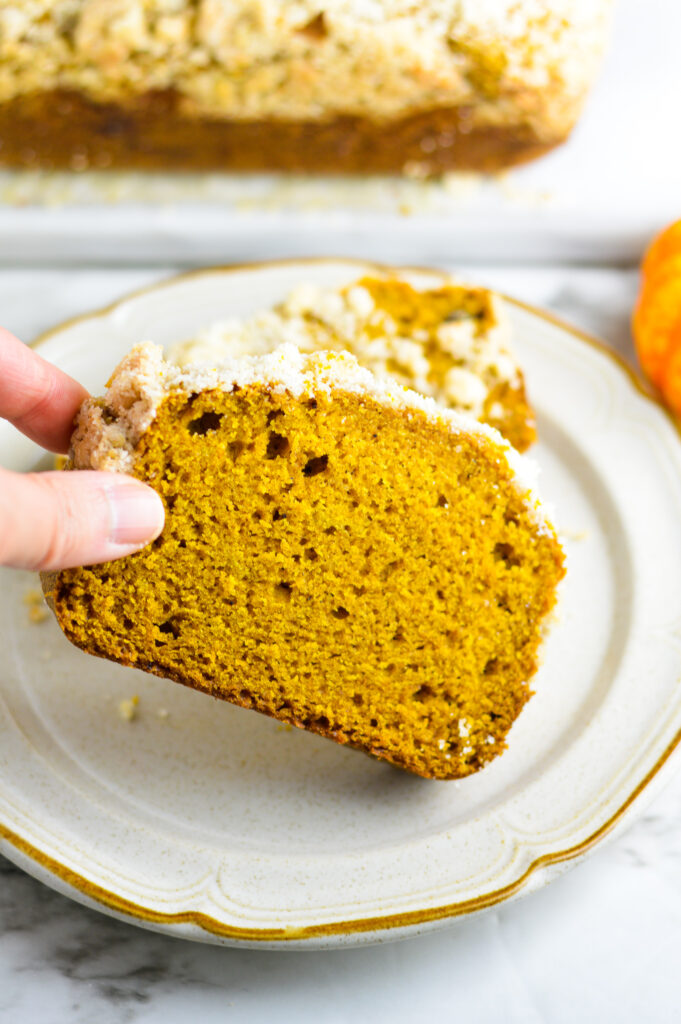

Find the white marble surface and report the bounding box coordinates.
[2,264,681,1023]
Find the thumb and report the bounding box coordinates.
[0,468,165,571]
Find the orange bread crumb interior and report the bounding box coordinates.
[43,345,564,779]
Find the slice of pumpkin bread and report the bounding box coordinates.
[171,275,536,452]
[42,342,564,780]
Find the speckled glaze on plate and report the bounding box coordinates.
[2,259,681,949]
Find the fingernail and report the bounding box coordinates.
[106,483,165,546]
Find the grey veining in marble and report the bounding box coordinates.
[3,780,681,1024]
[2,264,681,1024]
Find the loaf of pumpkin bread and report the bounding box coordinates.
[0,1,611,174]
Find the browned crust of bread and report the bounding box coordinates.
[45,569,525,779]
[2,89,563,175]
[40,570,58,616]
[40,513,559,783]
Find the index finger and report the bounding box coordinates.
[0,328,89,453]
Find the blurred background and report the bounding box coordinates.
[0,0,677,268]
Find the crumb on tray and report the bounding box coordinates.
[118,696,140,722]
[23,588,48,624]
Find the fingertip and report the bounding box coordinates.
[0,329,89,453]
[104,479,166,548]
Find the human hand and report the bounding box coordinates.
[0,329,165,571]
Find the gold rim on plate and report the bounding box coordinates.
[1,257,678,943]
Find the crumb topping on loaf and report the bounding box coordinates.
[71,341,550,531]
[0,1,611,135]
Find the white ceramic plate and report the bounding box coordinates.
[2,260,681,949]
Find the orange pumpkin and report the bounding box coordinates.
[633,220,681,415]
